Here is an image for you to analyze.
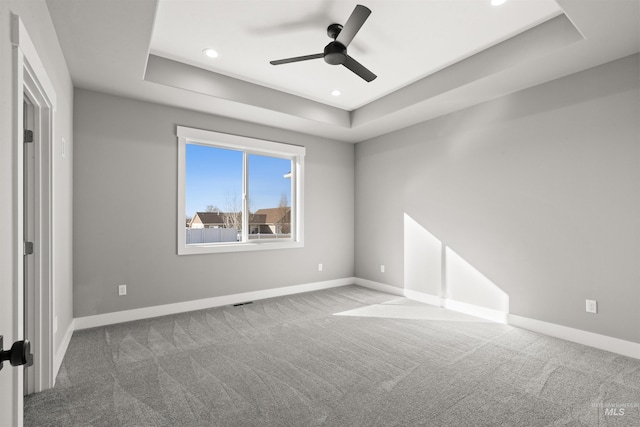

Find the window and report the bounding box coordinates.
[177,126,305,254]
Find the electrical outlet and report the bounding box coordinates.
[118,284,127,296]
[318,263,323,272]
[586,299,597,314]
[381,264,385,273]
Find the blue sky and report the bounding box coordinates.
[185,144,291,217]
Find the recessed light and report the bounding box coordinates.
[202,48,218,58]
[331,90,341,96]
[491,0,507,5]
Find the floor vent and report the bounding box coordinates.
[232,301,254,307]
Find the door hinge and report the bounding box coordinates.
[24,241,34,256]
[24,129,34,143]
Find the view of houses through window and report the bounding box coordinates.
[185,144,292,244]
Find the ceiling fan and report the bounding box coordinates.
[269,4,377,82]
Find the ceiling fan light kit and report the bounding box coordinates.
[270,4,377,82]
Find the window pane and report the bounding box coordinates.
[248,154,292,240]
[185,144,243,244]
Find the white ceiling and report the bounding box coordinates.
[150,0,562,110]
[46,0,639,143]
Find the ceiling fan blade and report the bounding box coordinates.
[343,55,377,82]
[270,53,324,65]
[335,4,371,48]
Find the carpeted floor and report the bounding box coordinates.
[25,285,640,426]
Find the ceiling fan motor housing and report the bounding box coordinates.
[324,42,347,65]
[327,23,343,39]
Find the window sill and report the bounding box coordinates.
[178,240,304,255]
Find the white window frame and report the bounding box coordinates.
[177,126,305,255]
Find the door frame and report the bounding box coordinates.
[8,12,57,423]
[23,90,35,395]
[23,60,55,394]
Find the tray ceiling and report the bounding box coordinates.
[149,0,562,111]
[46,0,640,142]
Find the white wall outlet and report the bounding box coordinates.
[586,299,597,313]
[381,264,385,273]
[318,263,323,272]
[118,284,127,296]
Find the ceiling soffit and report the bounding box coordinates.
[144,13,583,129]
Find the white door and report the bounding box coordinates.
[0,91,26,427]
[0,277,23,426]
[0,268,23,423]
[0,79,27,427]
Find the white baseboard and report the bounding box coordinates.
[404,289,442,307]
[443,299,509,324]
[353,277,404,296]
[68,277,640,362]
[397,286,638,359]
[54,319,74,383]
[352,280,640,359]
[354,280,507,324]
[356,281,507,325]
[509,314,640,360]
[74,277,355,330]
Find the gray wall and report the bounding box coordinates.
[73,89,354,318]
[355,54,640,343]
